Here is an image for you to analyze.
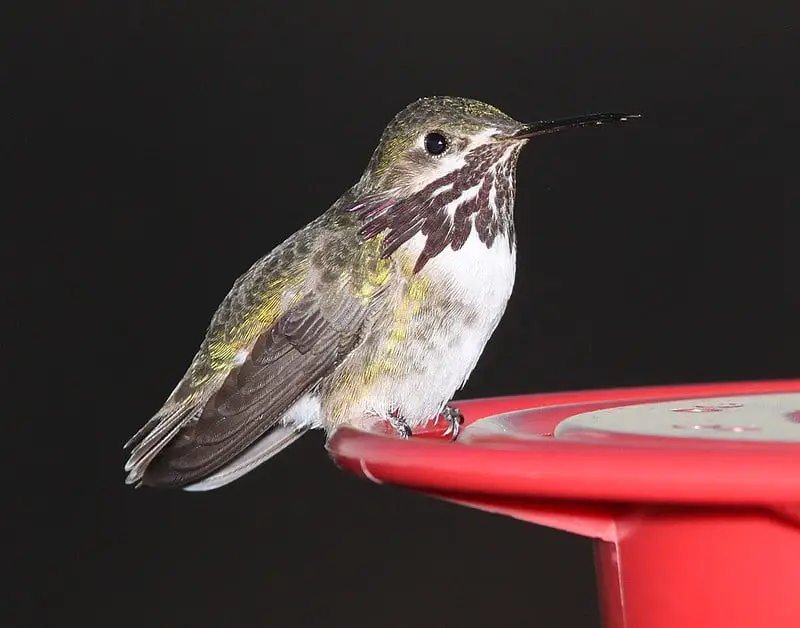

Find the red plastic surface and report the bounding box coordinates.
[327,381,800,628]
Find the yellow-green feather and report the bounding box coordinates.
[182,229,393,399]
[328,251,431,417]
[209,274,307,370]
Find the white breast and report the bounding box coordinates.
[423,229,516,379]
[421,230,516,314]
[390,229,517,425]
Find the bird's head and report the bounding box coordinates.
[347,96,636,271]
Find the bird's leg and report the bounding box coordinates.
[441,404,464,441]
[388,410,413,439]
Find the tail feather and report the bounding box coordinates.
[182,423,307,491]
[124,403,202,485]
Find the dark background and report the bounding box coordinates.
[6,1,798,626]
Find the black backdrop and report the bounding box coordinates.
[7,1,798,627]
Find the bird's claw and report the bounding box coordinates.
[388,406,463,440]
[389,414,413,439]
[441,404,464,441]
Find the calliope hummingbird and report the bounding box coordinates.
[124,96,636,490]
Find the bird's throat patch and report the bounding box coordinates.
[347,143,520,273]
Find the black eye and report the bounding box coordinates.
[424,131,449,156]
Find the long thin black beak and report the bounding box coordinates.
[509,112,640,139]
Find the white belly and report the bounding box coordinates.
[381,230,516,425]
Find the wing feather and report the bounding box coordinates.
[124,213,393,489]
[182,423,307,492]
[127,288,374,488]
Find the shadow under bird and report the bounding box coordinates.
[124,96,637,491]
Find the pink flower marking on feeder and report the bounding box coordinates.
[785,410,800,424]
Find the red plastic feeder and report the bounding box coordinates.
[327,381,800,628]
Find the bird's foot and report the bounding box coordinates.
[441,404,464,441]
[389,412,413,439]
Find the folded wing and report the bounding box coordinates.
[125,288,371,489]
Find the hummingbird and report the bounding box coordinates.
[124,96,636,491]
